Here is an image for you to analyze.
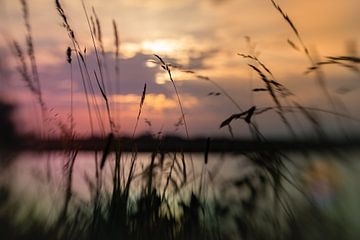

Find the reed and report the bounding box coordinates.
[20,0,44,113]
[113,19,121,130]
[154,55,191,139]
[154,54,196,183]
[55,0,95,134]
[269,0,338,131]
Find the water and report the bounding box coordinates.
[2,150,360,236]
[1,152,244,220]
[5,151,243,198]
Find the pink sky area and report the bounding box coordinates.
[0,0,360,138]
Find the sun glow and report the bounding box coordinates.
[142,39,178,54]
[154,70,192,85]
[110,93,198,112]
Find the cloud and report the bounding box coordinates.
[111,93,198,112]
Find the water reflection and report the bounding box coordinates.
[1,150,359,239]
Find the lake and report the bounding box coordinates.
[1,150,360,238]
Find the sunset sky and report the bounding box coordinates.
[0,0,359,138]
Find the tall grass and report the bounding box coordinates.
[269,0,349,137]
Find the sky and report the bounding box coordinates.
[0,0,360,138]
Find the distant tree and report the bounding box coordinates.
[0,99,18,153]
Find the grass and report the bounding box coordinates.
[1,0,360,239]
